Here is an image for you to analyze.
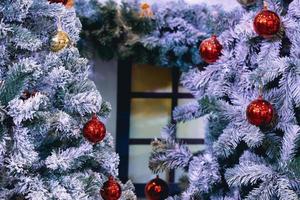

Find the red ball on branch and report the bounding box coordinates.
[20,90,37,100]
[199,35,222,64]
[48,0,73,8]
[100,176,122,200]
[83,114,106,143]
[246,96,274,127]
[253,7,281,38]
[48,0,68,4]
[145,176,169,200]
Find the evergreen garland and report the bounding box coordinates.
[76,0,240,70]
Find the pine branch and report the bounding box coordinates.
[188,153,221,193]
[280,124,300,167]
[172,101,203,123]
[149,141,193,173]
[277,177,299,200]
[0,60,36,106]
[245,181,275,200]
[225,164,274,187]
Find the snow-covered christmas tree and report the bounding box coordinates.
[150,0,300,199]
[0,0,135,199]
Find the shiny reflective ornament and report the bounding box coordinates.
[145,176,169,200]
[237,0,256,6]
[83,114,106,143]
[100,176,122,200]
[50,30,70,52]
[199,35,222,64]
[48,0,73,8]
[253,7,281,38]
[246,96,274,127]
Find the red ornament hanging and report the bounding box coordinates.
[100,176,122,200]
[20,90,37,100]
[83,114,106,143]
[246,96,274,127]
[145,176,169,200]
[48,0,73,8]
[199,35,222,64]
[253,5,281,38]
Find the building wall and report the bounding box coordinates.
[90,59,118,141]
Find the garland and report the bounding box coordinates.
[75,0,241,70]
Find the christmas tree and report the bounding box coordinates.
[0,0,135,199]
[150,0,300,199]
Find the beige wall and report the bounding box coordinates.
[90,59,118,141]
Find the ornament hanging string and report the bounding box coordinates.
[258,80,263,97]
[57,16,62,31]
[263,1,268,9]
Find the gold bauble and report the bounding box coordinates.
[237,0,256,6]
[50,30,70,52]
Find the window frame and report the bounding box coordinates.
[116,59,204,197]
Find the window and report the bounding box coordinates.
[116,60,205,197]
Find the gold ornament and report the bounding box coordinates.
[50,30,70,52]
[139,2,153,18]
[50,17,70,52]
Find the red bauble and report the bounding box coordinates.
[48,0,73,8]
[246,96,274,127]
[83,115,106,143]
[199,35,222,64]
[20,90,37,100]
[253,8,281,38]
[48,0,68,4]
[100,176,122,200]
[145,176,169,200]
